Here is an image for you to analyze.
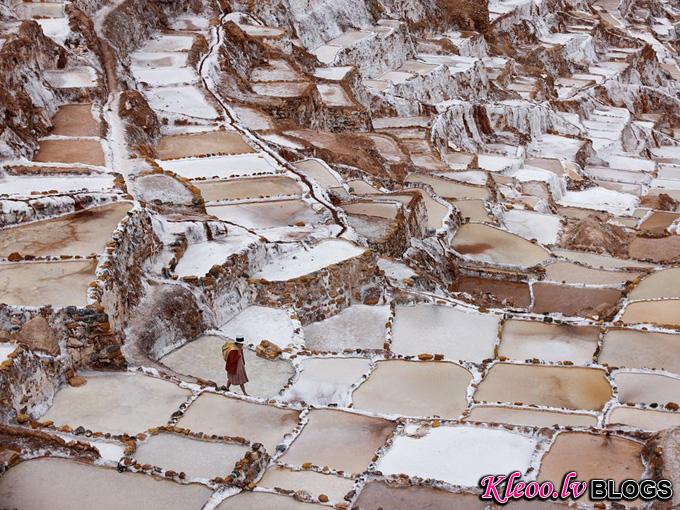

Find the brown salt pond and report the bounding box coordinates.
[450,276,532,308]
[553,247,656,270]
[639,211,679,234]
[599,329,680,372]
[613,371,680,405]
[51,104,100,137]
[133,174,196,205]
[352,361,472,418]
[0,458,211,510]
[499,320,599,364]
[195,176,302,202]
[354,481,489,510]
[454,199,493,222]
[466,405,597,428]
[134,433,249,480]
[217,492,326,509]
[258,467,354,504]
[0,260,96,307]
[207,199,320,229]
[0,202,132,257]
[343,201,399,220]
[294,159,344,189]
[629,235,680,263]
[405,174,491,200]
[34,139,106,166]
[531,283,622,318]
[42,372,191,435]
[475,363,612,410]
[538,432,644,500]
[620,299,680,327]
[628,267,680,300]
[607,407,680,431]
[544,261,639,285]
[279,409,393,474]
[176,393,300,452]
[452,223,551,267]
[157,130,254,159]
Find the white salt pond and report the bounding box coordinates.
[160,154,278,179]
[173,236,259,277]
[377,426,537,487]
[44,67,98,89]
[391,304,498,362]
[134,433,249,480]
[0,342,17,363]
[0,174,114,195]
[176,393,299,452]
[302,304,389,351]
[352,361,472,418]
[0,458,211,510]
[613,371,680,405]
[161,335,294,398]
[145,85,218,119]
[599,329,680,373]
[281,357,371,406]
[607,407,680,432]
[41,372,191,435]
[253,239,366,281]
[218,305,296,348]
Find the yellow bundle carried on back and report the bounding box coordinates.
[222,340,236,361]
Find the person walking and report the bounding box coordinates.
[223,336,249,395]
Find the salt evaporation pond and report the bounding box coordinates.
[134,433,249,480]
[0,458,211,510]
[391,304,498,361]
[195,176,302,201]
[599,329,680,373]
[303,304,389,351]
[352,360,472,418]
[41,372,191,435]
[258,467,354,503]
[377,426,537,487]
[466,405,597,428]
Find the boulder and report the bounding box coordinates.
[17,316,60,356]
[255,340,282,360]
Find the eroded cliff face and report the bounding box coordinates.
[0,22,65,159]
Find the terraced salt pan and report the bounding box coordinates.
[544,262,639,285]
[254,240,366,281]
[134,433,249,480]
[145,86,218,119]
[452,223,551,267]
[258,467,354,503]
[34,139,105,166]
[207,199,320,229]
[160,154,278,179]
[391,304,499,362]
[0,260,96,307]
[628,267,680,300]
[218,492,326,509]
[499,320,599,364]
[282,357,370,406]
[44,67,98,89]
[608,407,680,432]
[196,176,302,201]
[0,458,211,510]
[280,409,393,473]
[599,329,680,373]
[303,304,389,351]
[466,405,597,427]
[405,174,490,200]
[41,372,191,435]
[377,426,537,487]
[251,82,310,97]
[140,34,196,52]
[475,364,612,410]
[133,66,197,86]
[176,393,299,452]
[531,283,622,318]
[0,174,115,195]
[454,199,492,222]
[613,371,680,405]
[352,361,472,418]
[538,433,643,492]
[51,104,99,136]
[131,51,188,68]
[558,187,638,215]
[173,235,259,277]
[500,209,563,245]
[133,173,195,204]
[161,335,294,398]
[621,299,680,327]
[0,203,132,258]
[219,305,296,348]
[553,248,655,269]
[157,130,254,160]
[294,159,343,189]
